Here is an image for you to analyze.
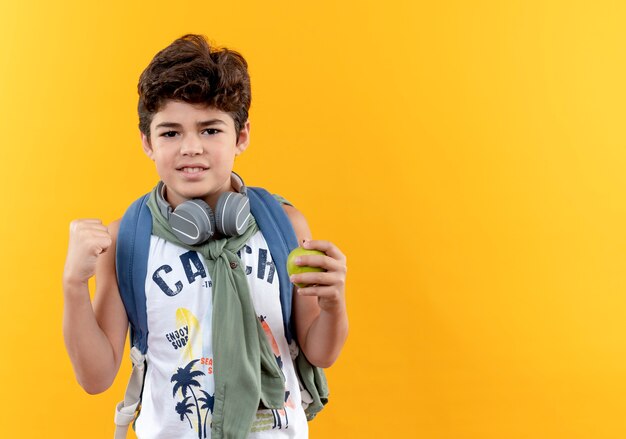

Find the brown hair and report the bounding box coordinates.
[137,34,251,138]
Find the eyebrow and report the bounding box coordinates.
[154,119,228,129]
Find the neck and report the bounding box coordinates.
[201,174,243,211]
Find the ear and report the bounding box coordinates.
[141,132,154,159]
[235,120,251,156]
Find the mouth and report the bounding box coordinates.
[177,165,208,174]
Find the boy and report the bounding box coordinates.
[63,34,348,438]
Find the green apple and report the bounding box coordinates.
[286,247,326,288]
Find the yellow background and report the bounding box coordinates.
[1,0,626,437]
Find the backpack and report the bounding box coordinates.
[112,187,299,438]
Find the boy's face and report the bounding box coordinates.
[141,100,250,209]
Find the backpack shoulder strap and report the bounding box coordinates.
[116,192,152,354]
[247,187,299,344]
[114,192,153,437]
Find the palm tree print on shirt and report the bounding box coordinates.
[198,389,215,438]
[175,396,195,428]
[171,359,213,438]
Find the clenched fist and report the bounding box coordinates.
[63,219,112,287]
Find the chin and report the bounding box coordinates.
[181,189,212,200]
[164,183,210,203]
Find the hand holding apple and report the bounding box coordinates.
[287,247,326,288]
[287,239,347,315]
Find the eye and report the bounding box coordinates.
[160,131,178,138]
[202,128,221,135]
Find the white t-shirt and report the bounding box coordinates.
[133,230,308,438]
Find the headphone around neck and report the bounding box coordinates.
[155,172,251,245]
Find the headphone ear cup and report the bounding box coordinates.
[169,199,216,245]
[215,192,251,237]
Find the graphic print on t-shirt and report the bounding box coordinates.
[166,308,214,438]
[171,358,214,439]
[175,308,201,361]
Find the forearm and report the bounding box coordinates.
[302,306,348,368]
[281,206,349,368]
[63,280,119,394]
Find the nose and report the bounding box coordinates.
[180,134,203,155]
